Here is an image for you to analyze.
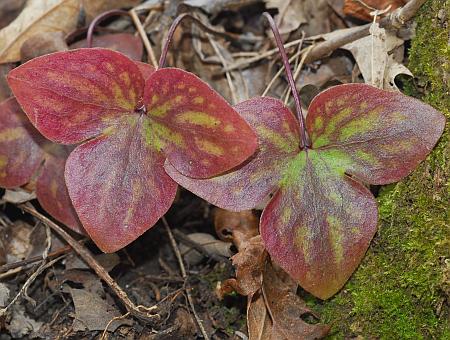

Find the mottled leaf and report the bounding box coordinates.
[65,116,177,252]
[145,68,258,178]
[0,98,44,188]
[167,84,445,299]
[306,84,445,184]
[165,97,299,206]
[36,144,84,234]
[8,48,144,144]
[70,33,143,61]
[0,98,82,233]
[8,48,258,252]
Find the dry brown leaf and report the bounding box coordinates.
[180,232,232,266]
[265,0,308,35]
[341,22,411,90]
[70,288,133,332]
[0,0,27,30]
[82,0,140,22]
[230,235,266,296]
[214,209,259,250]
[343,0,406,22]
[20,31,68,63]
[0,0,81,64]
[247,262,330,340]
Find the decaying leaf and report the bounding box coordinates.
[214,208,259,249]
[70,33,143,61]
[343,22,410,90]
[166,84,445,299]
[0,98,82,233]
[0,0,81,64]
[223,235,267,297]
[8,48,257,252]
[20,31,69,63]
[247,261,330,340]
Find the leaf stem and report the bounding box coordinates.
[263,12,310,149]
[158,13,237,69]
[87,9,130,48]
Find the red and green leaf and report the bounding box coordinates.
[167,83,445,299]
[165,97,299,209]
[8,48,257,251]
[65,116,177,252]
[8,48,144,144]
[70,33,144,61]
[0,98,82,233]
[306,84,445,184]
[145,68,258,178]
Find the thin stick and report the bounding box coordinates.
[20,204,159,322]
[0,244,73,274]
[100,312,131,340]
[263,12,310,149]
[207,35,238,105]
[0,255,66,316]
[262,47,304,97]
[129,9,158,68]
[283,45,314,104]
[162,218,209,340]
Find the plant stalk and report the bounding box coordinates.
[263,12,310,149]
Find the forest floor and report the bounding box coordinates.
[0,0,448,339]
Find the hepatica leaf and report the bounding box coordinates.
[167,84,445,299]
[7,48,257,252]
[0,98,83,233]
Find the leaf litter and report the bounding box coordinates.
[0,0,445,339]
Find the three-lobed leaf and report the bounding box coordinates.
[0,98,83,233]
[167,83,446,299]
[8,48,258,252]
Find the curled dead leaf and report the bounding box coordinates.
[247,261,330,340]
[214,208,259,250]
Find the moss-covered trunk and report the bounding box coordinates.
[309,0,450,338]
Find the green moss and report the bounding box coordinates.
[307,1,450,338]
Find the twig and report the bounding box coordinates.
[0,255,66,316]
[207,35,238,105]
[262,47,304,97]
[225,0,426,72]
[381,0,427,29]
[20,204,159,323]
[100,312,131,340]
[162,218,209,340]
[283,45,314,104]
[0,244,75,274]
[129,9,158,68]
